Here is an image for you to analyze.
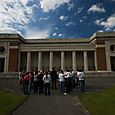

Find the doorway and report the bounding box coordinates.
[111,57,115,71]
[0,58,5,72]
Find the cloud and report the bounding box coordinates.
[52,32,57,36]
[95,14,115,30]
[97,30,104,32]
[25,27,50,39]
[0,0,33,35]
[77,7,83,14]
[58,33,63,37]
[1,0,28,4]
[65,21,76,26]
[40,0,70,12]
[0,27,21,34]
[68,2,74,11]
[88,4,105,13]
[59,16,68,21]
[39,17,49,21]
[80,20,83,23]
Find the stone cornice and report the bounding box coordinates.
[90,32,115,41]
[19,43,95,51]
[23,38,90,44]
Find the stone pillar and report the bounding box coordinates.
[38,51,42,71]
[61,51,65,71]
[72,51,76,71]
[84,51,88,71]
[4,42,10,73]
[106,51,111,71]
[94,51,97,71]
[27,52,31,72]
[49,51,53,71]
[18,52,21,72]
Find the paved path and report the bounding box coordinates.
[12,90,89,115]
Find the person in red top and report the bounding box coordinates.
[21,72,30,95]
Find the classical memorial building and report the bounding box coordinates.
[0,32,115,77]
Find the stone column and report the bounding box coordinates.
[27,52,31,72]
[106,51,111,71]
[18,52,21,72]
[94,51,97,71]
[38,51,42,71]
[84,51,88,71]
[49,51,53,71]
[61,51,65,71]
[4,42,10,73]
[72,51,76,71]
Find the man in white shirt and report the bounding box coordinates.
[77,70,85,92]
[58,70,65,93]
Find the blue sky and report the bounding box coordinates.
[0,0,115,39]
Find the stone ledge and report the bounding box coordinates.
[0,72,19,78]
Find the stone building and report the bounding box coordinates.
[0,32,115,75]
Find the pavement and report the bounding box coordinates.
[11,90,89,115]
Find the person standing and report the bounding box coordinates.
[50,67,58,90]
[43,71,51,95]
[33,72,39,94]
[58,70,65,93]
[77,70,85,92]
[22,72,30,95]
[64,70,72,95]
[38,70,44,94]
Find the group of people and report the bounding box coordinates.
[19,68,85,96]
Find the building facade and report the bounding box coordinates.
[0,32,115,73]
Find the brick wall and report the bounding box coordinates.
[8,49,19,72]
[96,47,107,70]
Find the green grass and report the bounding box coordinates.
[78,87,115,115]
[0,91,27,115]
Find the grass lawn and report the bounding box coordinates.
[78,86,115,115]
[0,91,27,115]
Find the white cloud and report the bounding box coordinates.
[80,20,83,23]
[1,0,28,5]
[58,33,63,37]
[0,0,33,35]
[95,14,115,30]
[95,19,103,25]
[40,0,70,12]
[0,27,20,34]
[77,7,83,14]
[101,15,115,28]
[25,28,50,39]
[39,17,49,21]
[97,30,104,32]
[59,16,68,21]
[53,33,57,36]
[55,27,59,30]
[88,4,105,13]
[65,21,76,26]
[68,2,74,11]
